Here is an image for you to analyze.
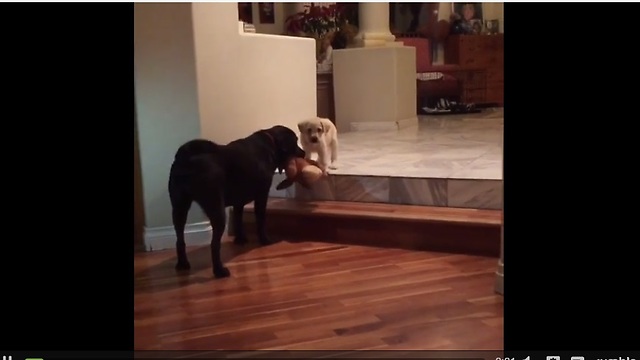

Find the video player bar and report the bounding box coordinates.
[1,352,638,360]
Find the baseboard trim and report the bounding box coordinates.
[397,116,419,130]
[350,116,418,132]
[143,221,212,252]
[494,259,504,295]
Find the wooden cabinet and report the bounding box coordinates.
[445,34,504,106]
[455,68,487,105]
[317,72,336,124]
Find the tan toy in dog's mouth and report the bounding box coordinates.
[276,157,324,190]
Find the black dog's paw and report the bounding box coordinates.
[175,260,191,271]
[213,266,231,278]
[233,234,248,245]
[258,236,273,246]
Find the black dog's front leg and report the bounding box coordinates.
[232,205,248,245]
[254,192,272,246]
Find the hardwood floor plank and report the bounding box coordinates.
[135,241,503,350]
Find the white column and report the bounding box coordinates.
[354,2,397,47]
[333,2,417,132]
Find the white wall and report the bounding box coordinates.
[134,3,206,228]
[192,2,317,145]
[333,46,417,132]
[134,2,317,238]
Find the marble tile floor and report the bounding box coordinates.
[270,108,504,210]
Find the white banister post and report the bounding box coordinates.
[354,2,397,47]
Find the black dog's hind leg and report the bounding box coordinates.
[200,196,231,278]
[232,205,248,245]
[171,193,192,271]
[254,189,272,246]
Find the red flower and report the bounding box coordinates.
[284,3,345,37]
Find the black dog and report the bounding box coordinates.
[168,125,305,278]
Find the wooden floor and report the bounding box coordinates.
[135,240,503,350]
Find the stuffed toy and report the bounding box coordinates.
[275,157,324,190]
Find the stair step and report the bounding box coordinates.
[247,198,501,226]
[239,199,501,257]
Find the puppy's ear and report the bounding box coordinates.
[320,120,325,133]
[297,121,307,133]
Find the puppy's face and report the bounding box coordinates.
[298,119,325,144]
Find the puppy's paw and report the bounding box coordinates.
[233,234,248,246]
[318,163,329,176]
[328,163,338,170]
[175,260,191,272]
[213,266,231,278]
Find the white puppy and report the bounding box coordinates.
[297,117,339,174]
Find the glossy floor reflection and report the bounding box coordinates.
[270,108,504,210]
[332,108,503,180]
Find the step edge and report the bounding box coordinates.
[245,205,500,226]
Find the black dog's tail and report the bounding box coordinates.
[169,139,221,198]
[174,139,220,163]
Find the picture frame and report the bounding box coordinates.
[485,19,500,35]
[452,3,483,23]
[237,2,253,24]
[258,2,275,24]
[470,19,483,35]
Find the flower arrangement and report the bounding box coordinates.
[284,3,356,62]
[285,3,343,39]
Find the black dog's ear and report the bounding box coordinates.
[269,126,304,164]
